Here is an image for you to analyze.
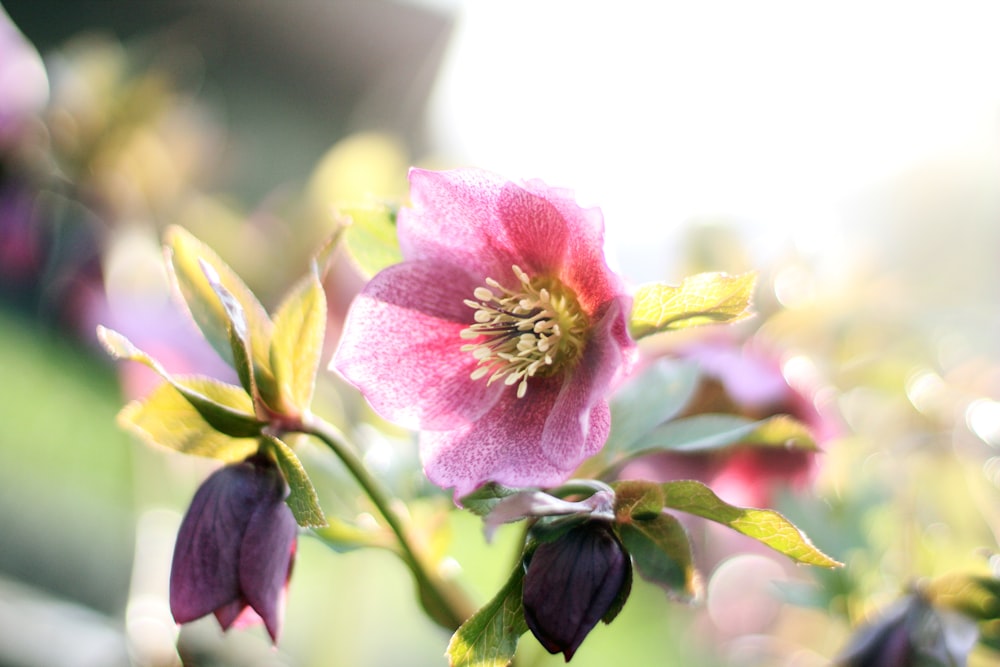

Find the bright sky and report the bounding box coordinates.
[427,1,1000,282]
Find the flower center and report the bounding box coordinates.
[460,265,588,398]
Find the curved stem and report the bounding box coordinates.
[299,413,474,631]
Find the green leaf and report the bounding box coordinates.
[926,573,1000,620]
[312,518,393,553]
[269,265,327,416]
[612,480,665,521]
[606,358,701,453]
[164,225,277,401]
[631,413,817,454]
[198,258,258,403]
[118,380,258,461]
[97,326,262,438]
[629,271,757,339]
[339,204,403,277]
[460,482,525,518]
[447,564,528,667]
[619,515,699,601]
[660,480,841,567]
[261,433,327,528]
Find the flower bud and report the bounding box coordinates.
[169,455,298,643]
[836,593,978,667]
[522,521,631,661]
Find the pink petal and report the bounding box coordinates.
[333,260,503,430]
[400,168,520,280]
[214,598,254,630]
[519,178,622,313]
[541,296,633,464]
[421,389,610,499]
[492,180,570,276]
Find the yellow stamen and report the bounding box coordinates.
[460,265,587,398]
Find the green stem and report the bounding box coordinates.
[299,413,473,631]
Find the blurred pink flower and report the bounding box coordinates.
[0,5,47,146]
[334,167,635,497]
[622,336,840,507]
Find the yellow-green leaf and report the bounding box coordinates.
[118,380,258,461]
[97,326,262,438]
[262,433,327,528]
[339,204,403,277]
[447,564,528,667]
[164,225,277,401]
[270,265,327,416]
[660,480,841,568]
[629,271,757,339]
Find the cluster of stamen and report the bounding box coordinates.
[460,265,587,398]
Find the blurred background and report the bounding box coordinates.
[2,1,1000,666]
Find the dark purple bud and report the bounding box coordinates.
[522,521,631,661]
[837,593,978,667]
[170,455,298,643]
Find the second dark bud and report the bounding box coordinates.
[522,520,632,661]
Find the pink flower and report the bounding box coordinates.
[333,168,635,497]
[170,455,298,643]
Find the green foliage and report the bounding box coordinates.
[97,326,263,439]
[262,433,327,528]
[460,482,525,518]
[269,265,328,416]
[447,563,529,667]
[629,413,817,454]
[165,225,279,405]
[606,358,701,455]
[339,204,403,277]
[926,573,1000,621]
[628,271,757,340]
[618,516,699,601]
[117,379,259,461]
[660,480,841,568]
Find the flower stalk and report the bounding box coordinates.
[299,412,474,631]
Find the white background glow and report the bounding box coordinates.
[428,1,1000,282]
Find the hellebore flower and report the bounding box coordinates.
[522,521,632,661]
[170,455,298,643]
[333,168,635,497]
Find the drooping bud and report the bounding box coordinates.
[836,593,978,667]
[169,454,298,643]
[522,521,632,661]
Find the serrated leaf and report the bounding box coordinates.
[261,433,327,528]
[619,516,699,601]
[606,358,701,454]
[660,480,841,567]
[118,380,258,461]
[97,326,262,438]
[164,225,277,401]
[612,480,665,521]
[631,413,817,454]
[270,265,327,416]
[339,204,403,277]
[447,564,528,667]
[629,272,757,339]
